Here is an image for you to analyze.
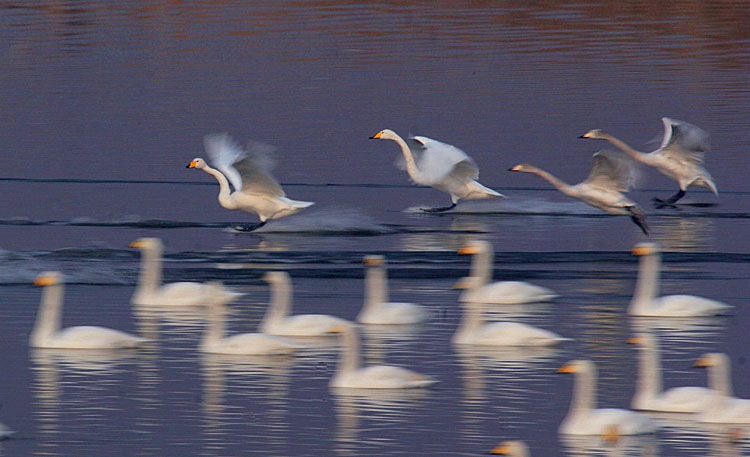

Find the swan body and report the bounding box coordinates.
[558,360,657,435]
[627,334,715,412]
[261,271,350,336]
[356,255,429,325]
[695,353,750,423]
[458,240,557,304]
[510,151,649,234]
[582,118,717,205]
[200,303,303,355]
[490,441,530,456]
[370,129,504,211]
[630,243,731,317]
[188,133,314,224]
[130,238,242,306]
[31,272,148,350]
[330,324,437,389]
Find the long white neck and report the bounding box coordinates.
[529,168,578,199]
[600,133,657,167]
[630,253,660,314]
[568,362,596,420]
[136,244,162,296]
[364,265,388,310]
[335,326,360,378]
[634,337,662,407]
[452,302,484,344]
[390,135,426,184]
[201,305,225,351]
[471,246,493,285]
[31,283,64,346]
[201,165,237,210]
[708,354,733,397]
[261,276,292,330]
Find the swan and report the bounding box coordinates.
[627,333,715,412]
[369,129,504,212]
[451,283,568,346]
[490,441,530,456]
[187,133,314,229]
[329,323,437,389]
[200,302,304,355]
[260,271,351,336]
[30,272,149,349]
[130,237,242,307]
[509,150,649,235]
[630,243,732,316]
[457,240,557,304]
[356,255,429,325]
[694,353,750,423]
[558,360,657,435]
[581,118,717,207]
[0,422,14,440]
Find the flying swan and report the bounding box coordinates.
[31,272,149,349]
[329,323,437,389]
[369,129,504,212]
[694,353,750,423]
[581,117,717,207]
[356,255,429,325]
[187,133,314,230]
[630,242,732,317]
[130,237,242,307]
[510,150,649,235]
[457,240,557,304]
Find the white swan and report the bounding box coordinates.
[694,353,750,423]
[31,272,149,349]
[457,240,557,304]
[490,441,530,456]
[330,323,437,389]
[369,129,504,212]
[581,118,717,207]
[451,285,568,346]
[558,360,657,435]
[627,333,715,412]
[510,150,649,234]
[187,133,314,229]
[260,271,351,336]
[630,243,732,316]
[130,237,242,307]
[356,255,429,325]
[200,302,303,355]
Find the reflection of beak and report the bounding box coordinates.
[457,246,478,255]
[626,337,642,345]
[363,257,383,266]
[632,245,652,256]
[369,132,382,140]
[34,276,56,286]
[186,160,198,168]
[557,363,577,374]
[327,325,348,334]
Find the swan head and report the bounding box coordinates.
[457,240,489,255]
[508,163,538,174]
[363,255,385,266]
[262,271,290,284]
[632,242,658,256]
[580,129,607,139]
[369,129,399,141]
[558,359,590,374]
[186,158,208,169]
[34,271,62,286]
[129,237,161,249]
[694,352,725,368]
[490,440,529,456]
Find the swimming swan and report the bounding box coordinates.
[130,237,242,307]
[356,255,429,325]
[581,118,717,207]
[329,323,437,389]
[369,129,504,212]
[187,133,314,229]
[261,271,351,336]
[31,272,149,349]
[200,302,304,355]
[627,334,715,412]
[458,240,557,304]
[630,243,732,316]
[558,360,657,435]
[490,441,530,456]
[694,353,750,423]
[510,150,649,235]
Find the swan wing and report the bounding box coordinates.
[214,332,301,355]
[272,314,350,336]
[204,133,286,196]
[583,150,636,192]
[354,365,436,388]
[411,136,479,184]
[655,295,732,316]
[53,326,147,349]
[653,117,709,165]
[463,281,558,304]
[655,386,716,412]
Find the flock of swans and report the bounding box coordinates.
[188,117,716,236]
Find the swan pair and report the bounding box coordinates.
[370,129,504,212]
[581,117,717,207]
[30,272,148,349]
[630,242,731,316]
[188,133,314,230]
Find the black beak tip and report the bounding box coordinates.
[368,136,376,139]
[578,134,586,139]
[185,164,191,168]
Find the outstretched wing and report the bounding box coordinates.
[411,136,479,185]
[203,133,285,197]
[654,117,709,165]
[583,150,636,192]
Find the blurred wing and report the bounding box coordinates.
[411,136,479,184]
[204,133,245,192]
[655,117,709,165]
[583,150,636,192]
[204,133,285,196]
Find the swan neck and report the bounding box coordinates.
[601,134,648,162]
[454,303,483,343]
[136,245,162,295]
[630,253,660,313]
[336,328,360,377]
[365,266,388,308]
[202,165,235,209]
[392,135,425,183]
[31,283,64,345]
[635,340,662,403]
[262,278,291,327]
[569,363,596,418]
[471,247,493,285]
[710,357,733,397]
[201,305,225,350]
[531,169,576,197]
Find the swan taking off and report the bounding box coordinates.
[130,237,242,307]
[630,243,732,316]
[31,272,149,349]
[581,118,717,207]
[369,129,504,212]
[694,353,750,423]
[260,271,351,336]
[329,323,437,389]
[356,255,429,325]
[509,150,649,235]
[558,360,657,435]
[187,133,314,230]
[457,240,557,304]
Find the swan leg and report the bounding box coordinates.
[422,202,457,213]
[627,206,649,235]
[652,189,685,208]
[231,220,267,232]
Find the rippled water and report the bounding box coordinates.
[2,1,750,456]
